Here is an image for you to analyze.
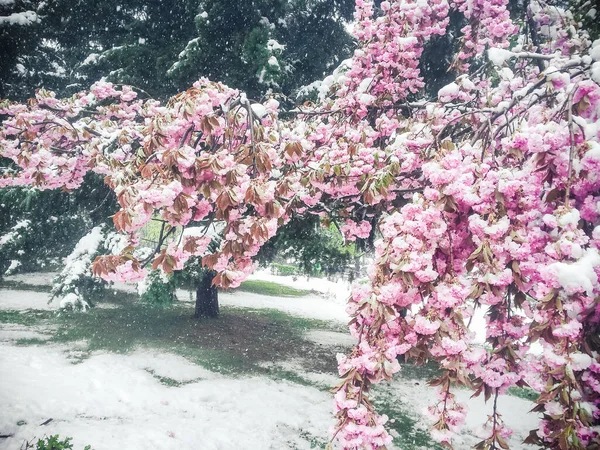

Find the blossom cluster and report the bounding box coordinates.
[1,0,600,448]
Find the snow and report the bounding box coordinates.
[590,39,600,61]
[1,270,352,322]
[249,269,352,302]
[385,377,540,449]
[267,55,280,68]
[558,208,580,227]
[0,10,37,25]
[359,93,375,105]
[318,58,352,101]
[266,39,285,52]
[251,103,268,119]
[438,82,459,101]
[0,289,53,310]
[2,272,54,286]
[304,330,356,347]
[59,292,88,311]
[5,259,20,274]
[0,273,543,449]
[0,324,51,342]
[357,77,373,93]
[211,290,348,323]
[548,248,600,296]
[592,62,600,85]
[57,226,104,288]
[488,48,514,66]
[0,344,335,450]
[0,220,30,247]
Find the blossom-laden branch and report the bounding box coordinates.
[2,0,600,449]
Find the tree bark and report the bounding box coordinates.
[194,270,219,318]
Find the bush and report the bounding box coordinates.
[270,263,300,277]
[139,270,177,305]
[21,435,92,450]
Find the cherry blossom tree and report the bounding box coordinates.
[1,0,600,448]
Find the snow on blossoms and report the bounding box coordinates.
[2,0,600,449]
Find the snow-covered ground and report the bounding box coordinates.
[0,274,540,450]
[2,271,351,322]
[0,345,334,450]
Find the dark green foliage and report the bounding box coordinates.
[20,434,92,450]
[0,173,117,278]
[236,279,312,297]
[570,0,600,41]
[0,1,64,100]
[140,270,177,305]
[270,263,300,277]
[1,0,355,101]
[169,0,355,98]
[258,215,355,278]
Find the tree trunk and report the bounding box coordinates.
[195,270,219,318]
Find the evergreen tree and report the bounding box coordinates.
[1,0,355,101]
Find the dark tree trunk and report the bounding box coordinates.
[195,270,219,318]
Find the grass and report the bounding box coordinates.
[143,368,203,387]
[372,383,443,450]
[15,337,48,346]
[0,282,446,449]
[235,279,312,297]
[507,386,539,401]
[0,309,54,326]
[43,300,341,376]
[0,279,52,292]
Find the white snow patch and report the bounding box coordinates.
[0,324,51,342]
[558,208,581,227]
[304,329,356,347]
[590,39,600,61]
[218,290,348,323]
[592,62,600,84]
[249,269,352,301]
[57,226,104,287]
[386,377,539,449]
[438,82,459,101]
[488,48,514,66]
[3,272,56,286]
[0,289,53,310]
[266,39,285,52]
[5,259,21,274]
[124,350,217,382]
[59,292,88,311]
[251,103,268,119]
[0,344,335,450]
[548,248,600,296]
[0,10,38,25]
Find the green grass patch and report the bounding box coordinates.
[235,280,312,297]
[507,386,538,401]
[372,384,442,450]
[15,337,48,346]
[270,263,301,277]
[398,360,441,381]
[0,280,53,292]
[0,309,54,326]
[143,368,203,387]
[298,430,328,449]
[45,301,340,377]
